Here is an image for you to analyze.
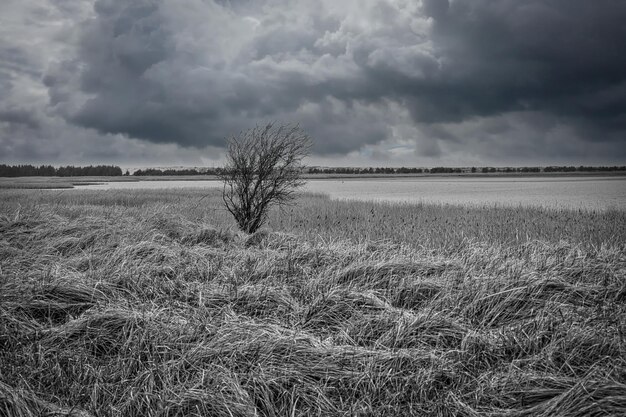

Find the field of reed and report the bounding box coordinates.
[1,188,625,416]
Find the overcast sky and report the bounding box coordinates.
[1,0,625,167]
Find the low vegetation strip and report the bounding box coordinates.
[1,189,625,416]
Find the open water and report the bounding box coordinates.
[77,176,626,211]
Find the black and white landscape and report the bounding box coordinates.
[1,1,626,416]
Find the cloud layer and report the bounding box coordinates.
[1,0,626,165]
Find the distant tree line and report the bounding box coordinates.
[0,164,123,177]
[2,164,625,177]
[309,167,427,174]
[543,166,626,172]
[479,167,541,173]
[308,166,626,175]
[132,168,224,176]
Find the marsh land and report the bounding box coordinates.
[2,174,624,210]
[1,187,625,416]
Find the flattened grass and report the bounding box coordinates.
[1,188,625,416]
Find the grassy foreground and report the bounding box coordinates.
[1,188,625,416]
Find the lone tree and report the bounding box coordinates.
[219,122,312,233]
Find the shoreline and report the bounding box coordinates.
[1,169,626,186]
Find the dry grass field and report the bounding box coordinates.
[1,188,625,416]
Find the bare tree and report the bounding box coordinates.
[219,122,312,233]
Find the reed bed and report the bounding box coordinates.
[1,188,625,416]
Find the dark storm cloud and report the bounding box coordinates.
[0,108,41,129]
[406,0,626,132]
[49,1,182,139]
[19,0,626,163]
[43,0,427,154]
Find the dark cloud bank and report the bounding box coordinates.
[2,0,626,165]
